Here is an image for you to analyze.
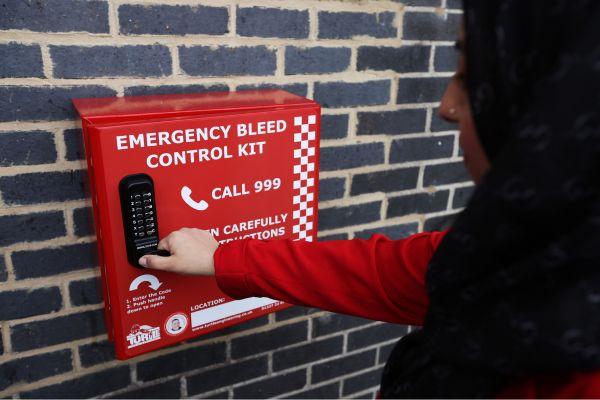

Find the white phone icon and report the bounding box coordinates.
[181,186,209,211]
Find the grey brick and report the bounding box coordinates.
[434,45,458,72]
[403,12,461,41]
[342,367,383,396]
[124,84,229,97]
[348,324,408,351]
[312,349,376,384]
[423,161,470,186]
[274,336,343,371]
[321,114,349,139]
[20,366,130,399]
[357,109,427,136]
[0,286,62,320]
[447,0,462,9]
[320,143,384,171]
[313,314,372,338]
[424,212,457,231]
[0,350,72,391]
[0,254,6,282]
[63,129,84,161]
[109,379,180,399]
[0,211,65,247]
[285,382,339,399]
[187,357,267,396]
[319,201,381,231]
[0,0,109,33]
[378,342,396,364]
[236,83,307,98]
[179,46,276,77]
[119,4,228,35]
[137,342,226,381]
[389,135,454,163]
[0,43,43,77]
[387,190,450,217]
[285,46,351,75]
[238,7,309,38]
[319,11,396,39]
[354,222,419,240]
[233,370,306,399]
[351,167,419,196]
[206,390,230,399]
[73,207,94,237]
[453,185,475,208]
[397,77,448,104]
[12,242,97,279]
[51,45,172,78]
[318,233,349,241]
[79,340,115,367]
[275,306,320,322]
[0,131,56,167]
[0,170,87,205]
[69,277,101,306]
[319,177,346,201]
[315,80,390,108]
[431,107,457,132]
[232,321,307,359]
[358,46,429,73]
[0,85,117,122]
[11,309,105,352]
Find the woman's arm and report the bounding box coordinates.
[214,231,447,325]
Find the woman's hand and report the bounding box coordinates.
[138,228,219,275]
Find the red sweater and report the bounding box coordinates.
[214,232,600,398]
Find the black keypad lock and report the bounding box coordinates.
[119,173,169,267]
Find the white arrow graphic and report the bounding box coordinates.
[129,274,163,291]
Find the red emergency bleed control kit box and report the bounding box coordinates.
[73,90,321,360]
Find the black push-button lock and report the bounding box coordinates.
[119,173,170,267]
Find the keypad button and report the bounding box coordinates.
[146,211,154,216]
[147,229,156,235]
[143,192,151,197]
[137,219,144,225]
[134,194,141,200]
[138,232,145,237]
[135,201,142,206]
[147,223,155,229]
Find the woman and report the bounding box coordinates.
[139,1,600,397]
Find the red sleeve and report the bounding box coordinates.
[214,231,448,325]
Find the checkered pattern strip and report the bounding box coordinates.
[292,114,317,241]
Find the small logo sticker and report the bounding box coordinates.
[126,324,161,349]
[165,312,188,336]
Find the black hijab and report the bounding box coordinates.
[381,1,600,397]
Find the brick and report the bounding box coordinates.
[11,309,105,352]
[179,46,276,77]
[125,84,229,97]
[313,314,372,338]
[273,336,343,371]
[348,324,408,351]
[319,177,346,201]
[0,131,56,167]
[73,207,94,237]
[447,0,462,9]
[423,161,470,186]
[206,390,230,399]
[137,342,226,381]
[0,254,6,282]
[0,286,62,320]
[0,170,87,205]
[20,366,130,399]
[321,114,349,140]
[233,369,306,399]
[354,222,419,240]
[389,135,454,163]
[285,47,351,75]
[187,357,267,396]
[351,167,419,196]
[320,143,384,171]
[108,379,181,399]
[69,277,102,306]
[357,109,426,136]
[387,191,449,218]
[0,43,43,78]
[378,342,396,364]
[231,321,307,359]
[431,107,457,132]
[357,46,429,73]
[397,77,448,104]
[79,340,115,367]
[13,242,97,279]
[0,0,109,33]
[236,83,307,98]
[434,45,458,72]
[0,350,72,391]
[314,80,390,108]
[424,212,457,231]
[63,129,84,161]
[453,185,475,208]
[275,306,320,322]
[0,211,65,247]
[403,12,461,41]
[285,382,339,399]
[119,4,228,35]
[342,367,383,396]
[312,349,376,384]
[0,85,116,122]
[318,201,381,231]
[318,233,349,241]
[318,11,396,39]
[238,7,309,39]
[51,45,171,78]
